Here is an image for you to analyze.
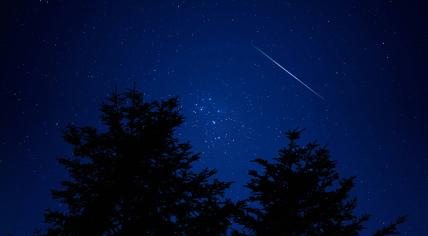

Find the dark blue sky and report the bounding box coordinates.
[1,0,427,235]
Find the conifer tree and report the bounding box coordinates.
[237,130,405,236]
[43,89,237,236]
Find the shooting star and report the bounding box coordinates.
[252,44,324,100]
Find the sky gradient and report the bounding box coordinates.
[1,0,427,235]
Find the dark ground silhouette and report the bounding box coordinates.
[42,89,238,235]
[234,130,405,236]
[41,89,404,236]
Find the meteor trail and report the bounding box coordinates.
[252,44,324,100]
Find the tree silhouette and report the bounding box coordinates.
[42,88,405,236]
[236,130,405,236]
[43,89,238,235]
[373,216,406,236]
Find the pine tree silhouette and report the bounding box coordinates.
[43,88,238,236]
[373,216,406,236]
[236,129,405,236]
[41,89,405,236]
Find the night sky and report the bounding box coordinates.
[1,0,427,235]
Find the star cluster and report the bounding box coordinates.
[1,0,427,235]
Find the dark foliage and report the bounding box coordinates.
[42,88,405,236]
[373,216,407,236]
[236,129,405,236]
[43,89,238,236]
